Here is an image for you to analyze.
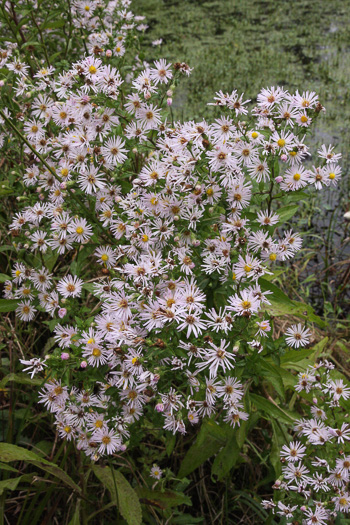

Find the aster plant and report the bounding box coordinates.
[0,0,345,522]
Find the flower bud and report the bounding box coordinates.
[60,182,66,190]
[300,506,307,512]
[192,239,200,247]
[167,97,172,106]
[61,352,69,360]
[0,80,4,87]
[155,403,164,412]
[80,361,87,369]
[173,215,179,221]
[312,397,318,404]
[105,49,112,57]
[145,91,151,100]
[58,308,67,318]
[166,90,173,97]
[275,176,283,183]
[280,154,288,162]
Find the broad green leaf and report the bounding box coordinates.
[0,299,18,313]
[260,361,285,400]
[0,462,18,473]
[41,19,66,29]
[92,465,142,525]
[250,393,296,425]
[211,433,240,480]
[0,373,42,388]
[166,433,176,456]
[0,443,81,494]
[0,474,34,495]
[270,420,287,477]
[280,337,328,371]
[178,420,227,478]
[0,273,11,282]
[258,278,325,327]
[136,487,191,509]
[277,204,299,224]
[68,500,81,525]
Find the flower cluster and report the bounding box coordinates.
[263,362,350,523]
[1,0,342,459]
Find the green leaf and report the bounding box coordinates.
[0,462,18,473]
[277,204,299,225]
[211,433,240,480]
[280,337,328,371]
[41,19,66,29]
[0,443,81,494]
[0,274,11,283]
[136,487,191,509]
[92,465,142,525]
[250,393,296,425]
[178,420,227,478]
[270,420,286,477]
[0,373,42,388]
[166,433,176,456]
[68,500,81,525]
[0,299,18,312]
[260,361,285,400]
[0,474,34,495]
[258,278,325,327]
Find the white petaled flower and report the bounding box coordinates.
[20,358,47,378]
[196,340,236,378]
[57,275,83,298]
[16,301,37,321]
[280,441,306,462]
[284,323,311,348]
[150,464,163,479]
[94,246,117,268]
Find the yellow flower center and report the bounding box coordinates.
[269,253,277,261]
[87,338,94,344]
[293,173,301,181]
[15,270,21,277]
[89,65,97,74]
[64,426,71,433]
[31,125,38,132]
[251,132,258,139]
[116,47,121,52]
[244,264,252,273]
[61,168,69,177]
[92,348,101,357]
[277,138,286,147]
[329,172,335,179]
[206,187,214,196]
[142,234,149,242]
[76,226,84,234]
[101,254,109,261]
[300,115,308,123]
[241,300,251,309]
[94,420,103,428]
